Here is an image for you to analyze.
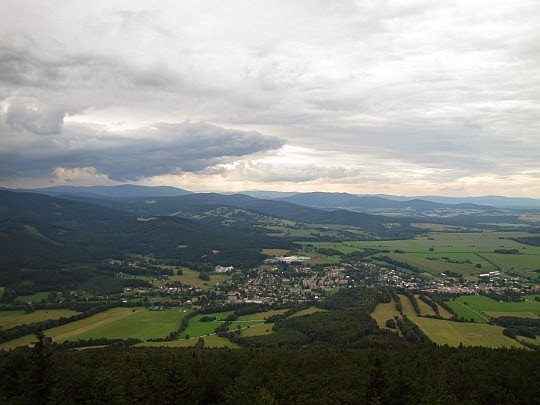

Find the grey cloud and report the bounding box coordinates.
[6,102,67,135]
[0,121,283,182]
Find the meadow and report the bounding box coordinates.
[304,231,540,278]
[0,309,80,330]
[391,294,526,348]
[168,268,231,289]
[181,311,263,339]
[446,295,540,321]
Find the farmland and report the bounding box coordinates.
[0,309,80,330]
[0,307,192,349]
[370,299,400,330]
[168,268,231,289]
[181,311,264,339]
[446,295,540,321]
[385,294,528,348]
[303,230,540,278]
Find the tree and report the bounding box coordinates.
[195,337,205,348]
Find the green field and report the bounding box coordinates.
[168,268,231,289]
[182,311,264,339]
[0,307,140,350]
[416,295,437,316]
[304,231,540,277]
[447,295,540,322]
[0,309,80,329]
[70,308,191,341]
[16,291,54,303]
[137,335,239,348]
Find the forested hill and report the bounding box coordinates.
[0,191,292,278]
[71,192,414,235]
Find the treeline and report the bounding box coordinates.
[1,345,538,404]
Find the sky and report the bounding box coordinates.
[1,1,539,197]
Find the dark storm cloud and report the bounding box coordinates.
[0,121,283,181]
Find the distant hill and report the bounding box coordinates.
[16,184,192,199]
[277,192,493,215]
[374,194,540,209]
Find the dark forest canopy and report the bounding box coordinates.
[0,345,538,404]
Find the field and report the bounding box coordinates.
[240,323,274,337]
[238,309,288,321]
[289,306,327,317]
[446,295,540,322]
[69,308,191,341]
[181,311,263,339]
[370,299,400,330]
[168,268,231,289]
[16,291,54,303]
[261,249,290,257]
[0,309,80,330]
[411,317,525,348]
[416,295,437,316]
[399,294,526,348]
[0,307,140,350]
[304,231,540,277]
[137,335,239,348]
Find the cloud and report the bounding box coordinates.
[6,102,70,135]
[0,120,283,182]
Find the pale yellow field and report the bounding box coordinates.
[398,294,525,348]
[240,323,274,337]
[168,268,231,289]
[261,248,290,257]
[411,317,526,349]
[289,306,327,317]
[238,309,288,321]
[416,295,436,316]
[371,300,400,330]
[436,303,454,319]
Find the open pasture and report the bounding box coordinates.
[305,231,540,276]
[238,309,288,321]
[289,306,327,317]
[182,311,263,339]
[240,323,274,337]
[411,316,525,348]
[0,309,79,330]
[70,308,191,341]
[168,268,231,289]
[0,307,139,350]
[16,291,53,303]
[449,295,540,320]
[371,299,400,330]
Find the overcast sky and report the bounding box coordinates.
[1,1,539,197]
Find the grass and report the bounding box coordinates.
[410,317,525,348]
[181,311,264,339]
[416,295,436,316]
[445,300,489,323]
[16,291,53,303]
[137,335,239,348]
[261,249,290,257]
[238,309,289,321]
[0,309,80,330]
[399,294,525,348]
[240,323,274,337]
[371,300,400,330]
[289,306,327,317]
[168,268,231,289]
[304,231,540,277]
[450,295,540,320]
[69,308,191,341]
[0,307,140,350]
